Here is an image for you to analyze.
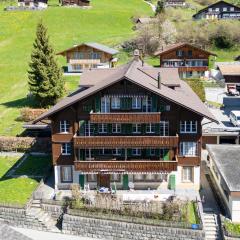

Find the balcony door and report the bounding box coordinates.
[97,174,110,188]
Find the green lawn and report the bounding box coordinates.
[0,155,50,206]
[0,0,152,136]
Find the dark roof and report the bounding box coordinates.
[154,43,217,57]
[0,223,33,240]
[193,0,240,17]
[57,42,119,56]
[80,66,181,87]
[207,144,240,191]
[33,59,216,124]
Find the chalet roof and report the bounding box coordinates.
[154,43,217,57]
[217,63,240,76]
[33,59,216,124]
[207,144,240,192]
[193,0,240,17]
[80,66,181,87]
[57,42,119,56]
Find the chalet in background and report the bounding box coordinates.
[57,42,118,72]
[33,50,215,191]
[207,145,240,222]
[154,43,216,79]
[165,0,186,7]
[18,0,47,8]
[60,0,90,7]
[193,0,240,20]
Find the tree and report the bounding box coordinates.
[28,20,64,108]
[155,0,165,16]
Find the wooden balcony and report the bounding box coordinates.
[73,135,179,148]
[90,112,161,123]
[69,59,101,64]
[178,66,208,72]
[74,160,177,173]
[177,156,200,166]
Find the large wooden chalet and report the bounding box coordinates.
[33,51,215,191]
[57,42,118,72]
[193,1,240,20]
[154,43,216,79]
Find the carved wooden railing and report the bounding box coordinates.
[90,112,161,123]
[73,135,179,148]
[74,160,178,172]
[177,156,200,165]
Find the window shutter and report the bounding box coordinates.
[80,149,85,160]
[155,123,160,135]
[79,120,85,136]
[146,149,150,157]
[127,98,132,110]
[127,148,131,157]
[107,124,112,134]
[142,124,146,134]
[120,98,125,109]
[95,96,101,112]
[156,149,160,158]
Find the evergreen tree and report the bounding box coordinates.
[28,20,65,108]
[155,0,165,16]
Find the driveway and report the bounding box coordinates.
[205,87,225,104]
[12,228,103,240]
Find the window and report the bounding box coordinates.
[142,96,152,112]
[188,50,192,57]
[132,124,141,134]
[85,149,93,159]
[176,50,184,57]
[61,143,71,155]
[61,166,72,182]
[133,174,144,181]
[150,148,155,156]
[132,97,141,109]
[73,52,84,59]
[182,167,193,182]
[91,52,101,59]
[160,121,169,136]
[230,7,234,11]
[72,64,81,70]
[180,121,197,133]
[85,121,94,136]
[223,7,227,11]
[215,7,219,11]
[101,97,110,113]
[132,148,141,156]
[60,120,70,133]
[112,123,121,133]
[180,142,197,156]
[111,174,121,182]
[146,123,155,133]
[209,7,212,11]
[111,97,120,109]
[98,123,107,133]
[87,174,97,182]
[112,148,122,156]
[99,148,112,155]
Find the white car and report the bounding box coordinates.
[230,111,240,127]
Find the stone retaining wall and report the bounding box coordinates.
[41,203,63,221]
[62,214,205,240]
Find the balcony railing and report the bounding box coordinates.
[177,156,200,165]
[69,59,101,64]
[74,160,177,173]
[90,112,161,123]
[73,135,179,148]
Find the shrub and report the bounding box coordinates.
[184,79,206,102]
[20,108,47,122]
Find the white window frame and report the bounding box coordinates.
[160,121,169,136]
[132,97,141,109]
[182,167,193,182]
[146,123,155,133]
[132,148,141,156]
[101,97,110,113]
[180,142,197,156]
[132,124,141,134]
[61,166,73,182]
[111,97,120,109]
[112,123,121,133]
[230,7,234,11]
[61,143,71,156]
[180,121,197,134]
[112,148,122,156]
[98,123,107,134]
[223,7,227,11]
[60,120,70,133]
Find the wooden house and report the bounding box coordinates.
[154,43,216,79]
[60,0,90,6]
[18,0,47,8]
[33,51,216,191]
[165,0,186,7]
[57,42,118,72]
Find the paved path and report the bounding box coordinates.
[12,228,102,240]
[143,0,156,12]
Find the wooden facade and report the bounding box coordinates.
[61,0,90,6]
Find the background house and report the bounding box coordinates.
[193,1,240,20]
[165,0,186,7]
[18,0,48,8]
[207,144,240,222]
[60,0,90,7]
[154,43,216,79]
[57,42,118,72]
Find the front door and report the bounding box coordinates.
[97,174,110,188]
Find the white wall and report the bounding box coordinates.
[229,196,240,222]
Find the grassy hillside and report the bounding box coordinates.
[0,0,152,136]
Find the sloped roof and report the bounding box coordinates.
[217,64,240,76]
[154,43,217,57]
[0,224,33,240]
[207,144,240,191]
[193,0,240,17]
[33,59,216,123]
[57,42,119,56]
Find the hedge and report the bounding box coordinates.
[20,108,47,122]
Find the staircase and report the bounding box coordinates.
[203,211,220,240]
[26,200,60,233]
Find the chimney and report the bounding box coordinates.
[158,72,161,89]
[133,49,140,61]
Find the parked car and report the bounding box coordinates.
[230,111,240,126]
[227,85,240,96]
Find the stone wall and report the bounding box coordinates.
[62,214,205,240]
[41,203,64,221]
